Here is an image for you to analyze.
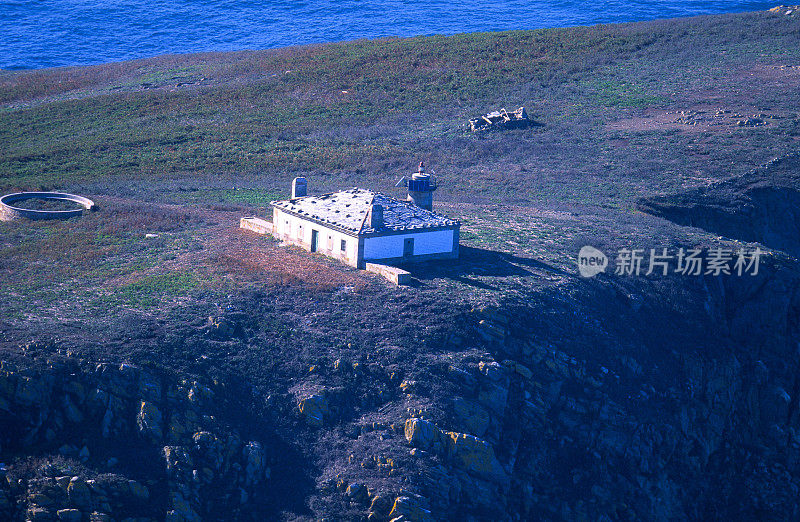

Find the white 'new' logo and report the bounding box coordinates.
[577,246,608,278]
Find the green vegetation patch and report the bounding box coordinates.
[103,271,201,309]
[592,79,668,108]
[170,188,281,207]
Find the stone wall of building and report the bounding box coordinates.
[272,208,360,267]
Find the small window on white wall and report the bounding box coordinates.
[297,224,303,240]
[340,239,346,252]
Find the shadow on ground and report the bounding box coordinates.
[400,245,572,289]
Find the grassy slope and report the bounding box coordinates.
[0,11,798,310]
[1,13,797,198]
[1,8,799,369]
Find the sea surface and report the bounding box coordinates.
[0,0,779,70]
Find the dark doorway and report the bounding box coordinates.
[403,238,414,258]
[311,230,319,252]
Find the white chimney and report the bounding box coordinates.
[369,204,383,229]
[292,177,307,198]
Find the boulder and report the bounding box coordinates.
[167,491,200,522]
[128,480,149,501]
[298,395,329,427]
[478,382,508,417]
[62,395,84,424]
[404,418,439,449]
[451,398,490,437]
[445,432,507,482]
[137,401,163,442]
[27,507,56,521]
[502,360,533,380]
[369,492,394,519]
[67,477,91,510]
[78,446,90,462]
[478,361,506,381]
[477,320,507,343]
[56,509,82,522]
[167,414,190,443]
[15,375,49,407]
[187,381,214,405]
[55,476,71,490]
[345,483,369,503]
[138,371,162,402]
[63,381,86,403]
[101,394,127,438]
[387,495,434,522]
[28,491,56,507]
[243,441,266,485]
[164,446,193,475]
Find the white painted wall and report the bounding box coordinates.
[363,229,455,260]
[272,208,359,267]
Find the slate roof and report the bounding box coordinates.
[270,188,459,235]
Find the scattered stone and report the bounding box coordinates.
[399,379,416,393]
[770,5,800,16]
[469,106,535,132]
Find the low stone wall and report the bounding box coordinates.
[0,192,96,222]
[239,217,273,235]
[365,263,411,286]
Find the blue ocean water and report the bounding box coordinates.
[0,0,779,70]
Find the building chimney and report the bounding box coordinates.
[369,203,383,229]
[292,177,307,199]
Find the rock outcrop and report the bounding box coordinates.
[0,359,272,521]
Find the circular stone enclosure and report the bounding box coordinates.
[0,192,97,221]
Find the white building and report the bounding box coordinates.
[269,169,460,269]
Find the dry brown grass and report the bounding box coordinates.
[202,227,371,293]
